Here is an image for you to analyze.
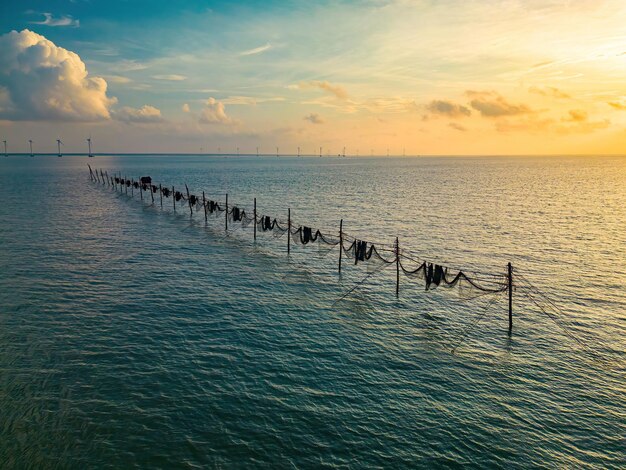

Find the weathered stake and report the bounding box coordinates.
[159,184,163,208]
[288,208,291,254]
[202,191,207,222]
[173,186,176,211]
[185,184,192,215]
[395,237,400,298]
[338,219,343,273]
[253,198,257,241]
[150,184,154,203]
[508,262,513,335]
[225,194,228,230]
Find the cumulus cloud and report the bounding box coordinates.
[426,99,471,117]
[30,13,79,28]
[152,74,187,81]
[115,105,163,123]
[528,86,571,99]
[0,29,116,121]
[303,113,324,124]
[239,43,272,56]
[291,80,348,100]
[467,90,532,117]
[199,97,236,125]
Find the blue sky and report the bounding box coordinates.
[1,1,625,154]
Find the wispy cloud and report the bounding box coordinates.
[29,12,80,27]
[291,81,348,100]
[221,96,285,105]
[104,75,132,84]
[607,101,626,110]
[152,74,187,81]
[304,113,324,124]
[529,86,571,99]
[239,43,272,56]
[448,122,467,132]
[562,109,587,122]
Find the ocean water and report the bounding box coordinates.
[0,155,624,468]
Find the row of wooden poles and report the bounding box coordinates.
[89,166,515,334]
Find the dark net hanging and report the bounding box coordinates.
[96,169,508,301]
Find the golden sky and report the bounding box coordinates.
[1,0,625,154]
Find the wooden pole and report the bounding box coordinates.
[395,237,400,298]
[203,191,207,222]
[338,219,343,273]
[288,208,291,254]
[150,184,154,203]
[88,164,94,181]
[508,262,513,334]
[159,184,163,208]
[125,176,128,195]
[131,178,134,197]
[185,184,192,215]
[253,198,257,240]
[173,186,176,211]
[225,193,228,230]
[140,181,143,201]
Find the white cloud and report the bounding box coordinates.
[152,74,187,81]
[239,43,272,56]
[115,105,164,123]
[30,13,80,28]
[0,29,116,121]
[182,103,190,112]
[199,97,237,125]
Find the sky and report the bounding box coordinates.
[0,0,625,155]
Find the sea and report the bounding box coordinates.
[0,155,624,468]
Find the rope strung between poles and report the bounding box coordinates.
[89,167,514,328]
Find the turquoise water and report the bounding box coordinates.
[0,155,624,468]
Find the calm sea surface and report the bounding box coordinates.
[0,155,624,468]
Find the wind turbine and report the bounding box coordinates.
[57,139,63,157]
[29,139,34,157]
[342,147,346,158]
[87,137,94,157]
[276,146,279,157]
[319,146,322,158]
[297,146,300,157]
[256,146,259,157]
[2,140,6,157]
[237,147,239,156]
